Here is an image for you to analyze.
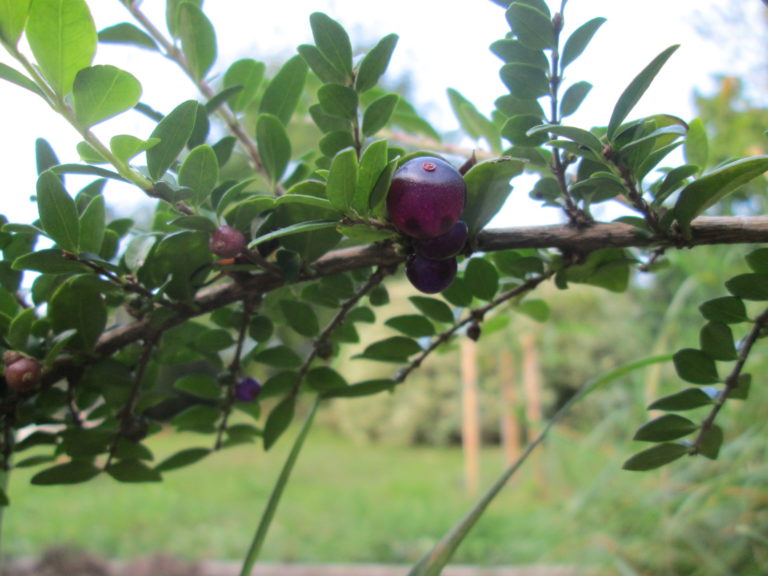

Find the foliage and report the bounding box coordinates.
[0,0,767,573]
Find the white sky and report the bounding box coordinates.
[0,1,762,227]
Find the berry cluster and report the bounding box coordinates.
[387,157,468,294]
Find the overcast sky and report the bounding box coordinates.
[0,1,764,227]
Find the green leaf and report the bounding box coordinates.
[107,460,162,483]
[174,373,221,400]
[560,17,606,70]
[275,193,335,212]
[97,22,157,51]
[177,2,217,81]
[306,367,348,392]
[72,65,142,127]
[110,135,159,163]
[565,248,630,293]
[248,219,339,249]
[0,62,42,96]
[0,0,31,45]
[354,140,388,215]
[256,113,291,184]
[607,45,679,140]
[49,275,106,349]
[26,0,97,94]
[698,425,723,460]
[462,157,526,234]
[409,296,454,323]
[318,84,358,120]
[528,124,604,154]
[699,322,737,361]
[264,395,296,450]
[673,348,720,384]
[179,145,219,205]
[252,345,302,369]
[323,379,394,398]
[499,63,549,100]
[356,336,422,363]
[31,461,101,485]
[654,164,699,205]
[79,194,105,254]
[309,12,353,78]
[730,374,751,401]
[648,387,717,411]
[171,404,219,433]
[362,93,400,137]
[464,258,499,301]
[490,39,548,69]
[699,296,748,324]
[673,156,768,235]
[326,147,358,213]
[298,44,346,84]
[559,81,592,118]
[7,308,36,350]
[505,3,554,50]
[165,0,201,37]
[684,117,709,172]
[223,58,265,112]
[501,114,548,147]
[746,247,768,273]
[36,137,60,175]
[633,414,698,442]
[259,55,308,125]
[279,300,319,337]
[622,443,689,471]
[355,33,399,92]
[320,130,355,158]
[518,298,550,322]
[36,171,80,252]
[146,100,199,179]
[385,315,435,338]
[12,248,89,274]
[447,89,500,151]
[155,448,210,473]
[725,273,768,301]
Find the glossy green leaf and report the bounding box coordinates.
[79,194,105,254]
[622,443,689,471]
[110,135,159,163]
[12,248,89,274]
[355,33,399,92]
[409,296,454,323]
[527,124,604,154]
[684,117,709,172]
[490,39,548,69]
[155,447,210,473]
[49,275,106,348]
[0,62,42,96]
[565,248,631,292]
[248,219,339,249]
[648,387,717,411]
[72,65,142,127]
[495,95,545,119]
[354,140,388,215]
[465,258,499,301]
[179,145,219,204]
[146,100,198,179]
[252,345,302,369]
[699,322,737,361]
[326,147,358,213]
[0,0,31,45]
[674,156,768,235]
[725,273,768,300]
[699,296,748,324]
[279,299,319,337]
[259,54,308,125]
[560,17,606,70]
[633,414,698,442]
[36,171,80,252]
[559,81,592,118]
[7,308,36,350]
[319,130,355,158]
[356,336,422,363]
[275,193,335,212]
[26,0,97,94]
[223,58,265,112]
[500,63,549,100]
[362,93,399,137]
[174,374,221,400]
[166,0,201,37]
[36,138,59,175]
[607,45,679,140]
[462,157,526,234]
[385,315,435,338]
[297,44,346,84]
[673,348,720,384]
[654,164,699,205]
[442,277,473,308]
[97,22,157,51]
[108,460,162,483]
[264,395,296,450]
[323,379,394,398]
[506,3,554,50]
[140,230,211,301]
[318,83,358,120]
[501,114,548,147]
[256,113,291,184]
[306,366,348,392]
[309,12,353,78]
[31,461,101,485]
[178,2,217,80]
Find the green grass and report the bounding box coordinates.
[3,407,768,573]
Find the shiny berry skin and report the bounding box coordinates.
[209,225,246,258]
[387,157,466,239]
[234,377,262,402]
[4,356,42,392]
[405,254,457,294]
[413,220,468,260]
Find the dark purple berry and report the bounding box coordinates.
[234,377,262,402]
[4,355,42,392]
[387,157,466,239]
[413,220,468,260]
[467,323,481,342]
[209,225,246,258]
[405,254,457,294]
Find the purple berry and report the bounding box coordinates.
[405,254,457,294]
[387,157,467,239]
[234,377,262,402]
[209,225,245,258]
[4,355,42,392]
[413,220,468,260]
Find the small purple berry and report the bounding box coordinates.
[387,157,467,239]
[413,220,468,260]
[209,225,246,258]
[405,254,457,294]
[4,355,42,392]
[234,377,262,402]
